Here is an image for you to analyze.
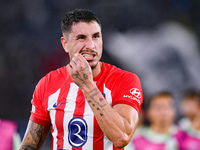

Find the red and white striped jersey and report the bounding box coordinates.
[30,62,143,150]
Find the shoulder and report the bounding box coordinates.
[102,62,140,80]
[34,66,70,94]
[39,66,69,84]
[45,66,68,79]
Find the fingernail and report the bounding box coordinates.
[74,53,78,56]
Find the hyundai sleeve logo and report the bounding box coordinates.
[130,88,142,98]
[68,117,88,148]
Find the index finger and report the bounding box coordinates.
[75,53,90,65]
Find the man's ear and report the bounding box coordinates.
[61,37,69,53]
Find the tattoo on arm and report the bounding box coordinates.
[89,88,99,101]
[88,88,108,108]
[20,121,50,150]
[74,66,92,85]
[82,66,90,71]
[89,88,98,94]
[20,145,36,150]
[85,88,110,117]
[99,98,104,102]
[75,72,88,85]
[83,74,88,80]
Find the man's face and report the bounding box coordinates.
[62,21,103,69]
[147,96,175,126]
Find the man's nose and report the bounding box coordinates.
[85,38,94,50]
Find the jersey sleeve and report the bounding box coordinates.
[30,76,51,126]
[112,72,143,114]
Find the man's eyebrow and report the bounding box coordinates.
[76,34,86,38]
[93,32,101,36]
[75,32,101,38]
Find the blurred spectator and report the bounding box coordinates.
[0,119,21,150]
[125,92,177,150]
[173,90,200,150]
[179,89,200,130]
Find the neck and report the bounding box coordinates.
[192,114,200,130]
[150,124,170,133]
[92,61,102,78]
[189,116,196,122]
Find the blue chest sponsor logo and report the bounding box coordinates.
[68,117,88,148]
[53,102,68,108]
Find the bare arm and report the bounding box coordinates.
[19,120,50,150]
[67,53,139,148]
[82,85,139,148]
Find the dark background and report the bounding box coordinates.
[0,0,200,149]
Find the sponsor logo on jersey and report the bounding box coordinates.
[53,102,68,108]
[130,88,141,98]
[68,117,88,148]
[123,88,142,105]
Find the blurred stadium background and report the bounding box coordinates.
[0,0,200,149]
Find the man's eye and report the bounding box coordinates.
[93,34,99,39]
[77,36,85,40]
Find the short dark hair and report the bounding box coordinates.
[61,9,101,36]
[145,91,173,110]
[183,89,200,104]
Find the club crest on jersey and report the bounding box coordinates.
[68,117,88,148]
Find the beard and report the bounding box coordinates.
[89,61,98,70]
[91,66,96,70]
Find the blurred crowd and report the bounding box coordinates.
[125,89,200,150]
[0,0,200,149]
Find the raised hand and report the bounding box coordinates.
[67,53,94,89]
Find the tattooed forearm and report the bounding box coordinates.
[20,145,36,150]
[30,122,44,143]
[19,121,50,150]
[87,88,108,108]
[29,121,50,144]
[89,88,98,94]
[89,88,100,101]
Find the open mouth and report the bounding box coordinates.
[82,53,95,59]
